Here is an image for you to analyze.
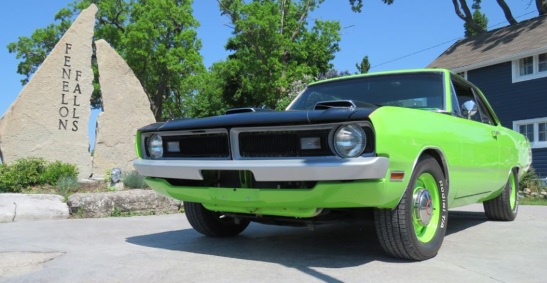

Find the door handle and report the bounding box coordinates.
[492,131,500,139]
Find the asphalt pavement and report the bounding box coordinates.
[1,204,546,283]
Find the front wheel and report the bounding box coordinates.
[375,156,448,261]
[483,169,518,221]
[184,202,250,237]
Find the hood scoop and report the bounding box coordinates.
[314,100,378,110]
[314,100,358,110]
[225,107,274,115]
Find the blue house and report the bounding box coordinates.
[428,15,547,178]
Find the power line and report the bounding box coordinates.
[370,11,538,70]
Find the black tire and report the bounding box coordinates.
[184,202,250,237]
[374,156,448,261]
[483,169,518,221]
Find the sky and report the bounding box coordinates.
[0,0,539,148]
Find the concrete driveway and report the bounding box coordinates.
[1,204,546,283]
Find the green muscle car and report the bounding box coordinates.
[134,69,531,261]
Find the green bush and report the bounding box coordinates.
[0,157,78,193]
[122,170,148,189]
[56,176,80,200]
[519,167,539,192]
[0,158,48,192]
[43,161,78,184]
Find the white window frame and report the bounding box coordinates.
[513,117,547,149]
[512,52,547,83]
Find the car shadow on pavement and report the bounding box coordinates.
[446,210,488,236]
[127,221,405,282]
[127,210,488,281]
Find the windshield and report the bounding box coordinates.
[288,72,445,111]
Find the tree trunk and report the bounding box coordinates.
[153,82,167,122]
[496,0,518,25]
[537,0,547,15]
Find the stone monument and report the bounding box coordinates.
[0,4,97,179]
[92,39,156,178]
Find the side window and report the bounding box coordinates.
[452,79,482,123]
[472,88,496,125]
[451,77,495,125]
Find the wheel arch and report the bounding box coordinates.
[511,166,520,180]
[391,147,451,209]
[413,147,449,185]
[407,147,451,205]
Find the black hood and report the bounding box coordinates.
[139,107,378,133]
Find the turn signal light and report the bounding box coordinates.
[390,171,405,181]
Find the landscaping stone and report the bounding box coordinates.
[67,189,182,218]
[0,194,69,223]
[92,39,156,178]
[0,4,97,179]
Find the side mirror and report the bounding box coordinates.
[461,100,477,120]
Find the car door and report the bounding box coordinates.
[449,76,501,205]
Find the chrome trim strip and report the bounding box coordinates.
[134,156,389,182]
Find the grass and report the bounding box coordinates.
[110,207,157,217]
[520,198,547,206]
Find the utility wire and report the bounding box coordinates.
[370,11,538,70]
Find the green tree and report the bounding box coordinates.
[187,61,235,118]
[464,9,488,37]
[216,0,341,110]
[356,56,370,74]
[7,0,204,121]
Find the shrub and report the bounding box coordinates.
[0,157,78,193]
[122,170,148,189]
[43,161,78,184]
[519,167,539,192]
[56,176,80,200]
[0,158,48,192]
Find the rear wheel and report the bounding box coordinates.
[375,156,448,261]
[483,170,518,221]
[184,202,250,237]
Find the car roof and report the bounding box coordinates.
[308,68,450,86]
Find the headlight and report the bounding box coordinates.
[333,124,366,158]
[148,134,163,159]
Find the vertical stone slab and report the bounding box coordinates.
[92,39,156,178]
[0,4,97,179]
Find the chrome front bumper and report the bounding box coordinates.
[133,157,389,182]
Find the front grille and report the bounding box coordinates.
[143,123,375,160]
[162,133,229,158]
[238,130,333,158]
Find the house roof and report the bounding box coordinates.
[428,15,547,71]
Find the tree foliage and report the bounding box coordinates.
[213,0,341,110]
[356,56,370,74]
[464,1,488,37]
[7,0,204,121]
[349,0,393,13]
